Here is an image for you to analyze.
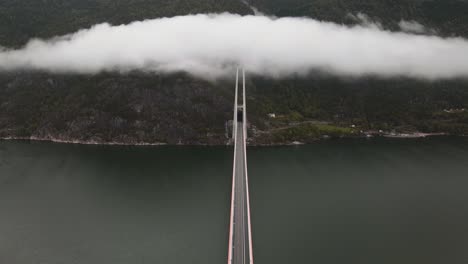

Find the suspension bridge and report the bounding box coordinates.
[227,68,254,264]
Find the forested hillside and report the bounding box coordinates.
[0,0,251,47]
[252,0,468,37]
[1,0,467,145]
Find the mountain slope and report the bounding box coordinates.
[0,0,467,145]
[252,0,468,37]
[0,0,252,47]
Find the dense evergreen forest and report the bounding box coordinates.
[0,0,467,144]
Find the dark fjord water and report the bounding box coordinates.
[0,137,467,264]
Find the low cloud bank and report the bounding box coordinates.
[1,13,468,80]
[347,13,383,30]
[241,0,265,16]
[398,20,432,34]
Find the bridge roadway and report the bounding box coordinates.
[228,69,253,264]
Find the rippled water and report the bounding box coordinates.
[1,137,467,264]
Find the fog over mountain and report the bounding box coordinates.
[1,13,468,80]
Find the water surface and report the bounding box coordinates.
[1,137,467,264]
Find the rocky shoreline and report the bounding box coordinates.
[0,136,167,146]
[381,132,447,138]
[0,132,455,147]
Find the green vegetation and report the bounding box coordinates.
[249,76,468,135]
[1,0,468,144]
[0,0,252,48]
[269,123,356,143]
[252,0,468,37]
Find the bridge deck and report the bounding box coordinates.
[231,123,251,264]
[228,68,253,264]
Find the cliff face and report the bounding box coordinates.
[1,0,468,145]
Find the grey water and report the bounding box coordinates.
[0,137,467,264]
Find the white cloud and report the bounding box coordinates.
[241,0,265,16]
[0,13,467,80]
[347,13,383,30]
[399,20,428,34]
